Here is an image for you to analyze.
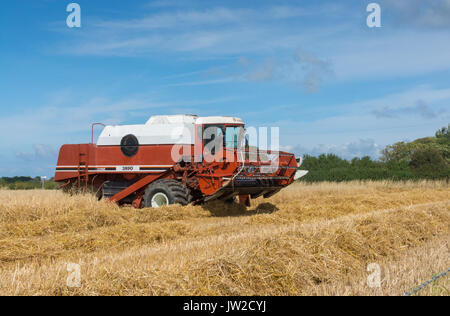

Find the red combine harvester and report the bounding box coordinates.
[55,115,308,208]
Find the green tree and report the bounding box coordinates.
[380,141,414,162]
[409,147,449,179]
[435,124,450,140]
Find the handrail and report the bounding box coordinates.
[91,123,106,144]
[223,147,294,155]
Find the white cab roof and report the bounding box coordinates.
[145,114,243,125]
[195,116,244,125]
[97,114,244,146]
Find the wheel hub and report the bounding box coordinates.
[151,192,169,208]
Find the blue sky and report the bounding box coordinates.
[1,0,450,177]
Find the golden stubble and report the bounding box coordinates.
[0,180,448,295]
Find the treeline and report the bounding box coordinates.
[301,124,450,182]
[0,177,58,190]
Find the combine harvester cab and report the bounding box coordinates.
[55,115,308,208]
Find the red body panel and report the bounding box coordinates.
[55,142,298,206]
[55,144,188,181]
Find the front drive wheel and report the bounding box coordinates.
[143,179,190,208]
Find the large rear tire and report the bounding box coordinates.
[143,179,191,208]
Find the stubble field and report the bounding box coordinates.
[0,180,448,296]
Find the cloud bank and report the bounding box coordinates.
[293,139,381,160]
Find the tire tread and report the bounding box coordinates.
[144,179,190,207]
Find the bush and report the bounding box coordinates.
[0,177,57,190]
[300,152,445,182]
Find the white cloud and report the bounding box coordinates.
[157,50,333,92]
[15,144,57,162]
[93,6,306,30]
[54,5,347,57]
[15,152,35,162]
[293,49,333,93]
[247,60,274,81]
[165,77,235,87]
[371,99,441,119]
[350,85,450,117]
[293,139,381,160]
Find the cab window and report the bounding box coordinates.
[203,125,224,155]
[225,126,243,149]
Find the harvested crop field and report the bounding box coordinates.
[0,181,448,296]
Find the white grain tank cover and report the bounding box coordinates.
[97,115,197,146]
